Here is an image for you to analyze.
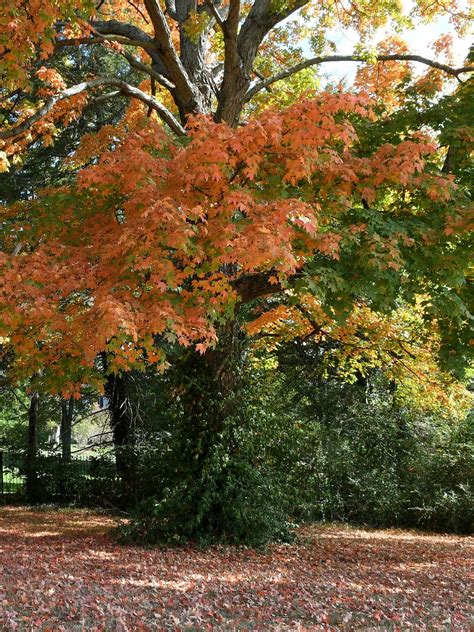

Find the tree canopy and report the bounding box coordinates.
[0,0,472,399]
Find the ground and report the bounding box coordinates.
[0,508,472,630]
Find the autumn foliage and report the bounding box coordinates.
[1,90,468,396]
[0,0,472,396]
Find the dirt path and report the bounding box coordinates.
[0,507,472,630]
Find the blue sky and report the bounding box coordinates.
[299,2,472,85]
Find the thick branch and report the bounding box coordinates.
[226,0,241,35]
[121,51,175,91]
[216,0,309,124]
[164,0,178,20]
[142,0,198,108]
[57,24,175,88]
[90,19,157,50]
[205,0,225,29]
[56,34,157,52]
[90,19,153,42]
[144,0,173,38]
[442,145,456,173]
[233,272,281,302]
[88,20,168,75]
[220,0,241,74]
[172,0,216,110]
[246,54,474,100]
[0,78,186,140]
[237,0,309,74]
[218,0,241,102]
[233,271,303,302]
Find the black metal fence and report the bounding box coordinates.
[0,451,24,496]
[0,450,118,503]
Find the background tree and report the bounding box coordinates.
[60,397,74,461]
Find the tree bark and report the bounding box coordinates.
[159,318,247,538]
[181,319,243,434]
[172,318,244,509]
[25,391,40,503]
[60,397,74,461]
[105,373,137,505]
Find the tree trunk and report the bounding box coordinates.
[60,397,74,461]
[105,373,137,505]
[174,319,244,513]
[182,319,243,434]
[25,391,39,503]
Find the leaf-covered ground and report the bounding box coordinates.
[0,507,472,630]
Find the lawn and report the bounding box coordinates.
[0,507,472,630]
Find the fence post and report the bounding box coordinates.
[0,451,4,500]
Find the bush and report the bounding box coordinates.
[119,350,473,544]
[19,453,121,507]
[402,417,474,533]
[119,436,294,546]
[243,344,474,535]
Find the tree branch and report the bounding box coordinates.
[87,20,172,80]
[246,54,474,100]
[233,271,304,302]
[126,0,151,24]
[0,78,186,140]
[121,51,175,91]
[164,0,178,20]
[56,34,158,51]
[142,0,199,107]
[442,144,455,173]
[89,19,158,51]
[58,19,168,81]
[57,22,174,86]
[216,0,309,124]
[225,0,241,35]
[204,0,225,30]
[237,0,309,74]
[89,90,123,104]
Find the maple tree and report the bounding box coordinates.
[0,0,472,537]
[0,0,471,365]
[0,0,471,387]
